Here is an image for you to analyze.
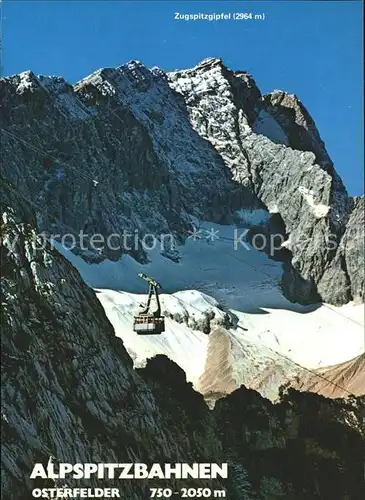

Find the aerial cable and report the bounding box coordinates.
[1,128,99,185]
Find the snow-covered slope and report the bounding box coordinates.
[2,57,364,400]
[94,289,210,383]
[54,219,364,399]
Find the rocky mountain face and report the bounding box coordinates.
[169,58,363,305]
[1,63,249,263]
[1,188,365,499]
[318,196,365,304]
[1,57,363,304]
[1,187,232,499]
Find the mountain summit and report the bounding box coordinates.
[2,58,363,305]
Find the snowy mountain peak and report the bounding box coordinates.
[126,58,143,67]
[172,57,226,75]
[2,58,363,305]
[2,47,365,500]
[3,70,72,97]
[2,70,45,96]
[195,56,225,69]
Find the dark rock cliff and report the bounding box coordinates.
[169,58,363,304]
[1,185,233,499]
[215,386,365,499]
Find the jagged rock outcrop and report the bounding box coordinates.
[1,58,363,303]
[318,197,365,304]
[263,90,333,168]
[343,197,365,302]
[2,56,365,499]
[141,355,365,499]
[163,300,233,334]
[169,58,363,304]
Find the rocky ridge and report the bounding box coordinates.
[1,63,248,262]
[168,57,363,304]
[1,58,364,304]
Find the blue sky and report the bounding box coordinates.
[2,0,364,195]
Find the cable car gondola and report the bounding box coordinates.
[133,273,165,335]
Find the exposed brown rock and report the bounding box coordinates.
[198,327,238,398]
[292,353,365,398]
